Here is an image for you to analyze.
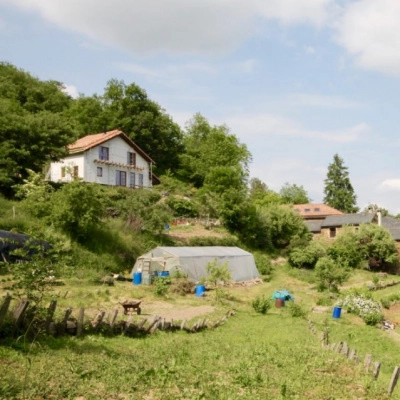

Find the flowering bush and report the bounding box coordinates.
[336,294,383,326]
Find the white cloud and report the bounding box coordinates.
[225,113,369,143]
[335,0,400,75]
[4,0,336,56]
[380,179,400,191]
[62,84,79,98]
[286,93,363,109]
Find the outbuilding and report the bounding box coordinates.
[131,246,259,282]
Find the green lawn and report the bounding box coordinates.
[1,267,400,399]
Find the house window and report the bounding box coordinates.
[97,167,103,177]
[99,146,109,161]
[314,208,320,212]
[329,227,336,238]
[304,208,310,212]
[129,172,135,188]
[73,166,79,180]
[116,170,126,186]
[139,173,144,187]
[61,166,66,178]
[127,152,136,166]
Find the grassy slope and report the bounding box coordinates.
[1,267,400,399]
[1,213,400,398]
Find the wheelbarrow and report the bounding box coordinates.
[119,300,142,315]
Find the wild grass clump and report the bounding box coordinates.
[252,295,271,314]
[170,278,195,296]
[287,302,308,318]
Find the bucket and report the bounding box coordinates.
[195,285,206,297]
[332,306,342,318]
[142,274,153,285]
[275,298,285,308]
[133,272,142,285]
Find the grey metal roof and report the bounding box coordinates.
[382,216,400,241]
[153,246,252,258]
[305,220,322,233]
[321,213,376,228]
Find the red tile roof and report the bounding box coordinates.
[292,203,343,219]
[68,130,155,163]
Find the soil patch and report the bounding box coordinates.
[143,301,215,321]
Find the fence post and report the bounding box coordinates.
[388,366,400,396]
[59,307,73,336]
[13,299,29,332]
[77,308,85,337]
[364,354,372,372]
[45,300,57,335]
[0,293,12,332]
[373,361,381,380]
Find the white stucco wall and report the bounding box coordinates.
[49,135,153,188]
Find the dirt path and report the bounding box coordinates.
[142,300,215,321]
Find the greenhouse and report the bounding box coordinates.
[131,246,259,282]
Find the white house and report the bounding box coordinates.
[50,130,157,188]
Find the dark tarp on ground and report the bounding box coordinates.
[0,230,51,262]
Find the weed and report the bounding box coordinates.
[252,296,271,314]
[153,276,171,297]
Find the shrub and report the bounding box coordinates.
[170,278,196,296]
[206,259,231,287]
[288,240,327,269]
[287,302,307,318]
[336,294,384,326]
[252,296,271,314]
[315,257,350,292]
[153,276,171,297]
[253,252,273,276]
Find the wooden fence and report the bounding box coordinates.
[308,319,400,396]
[0,293,235,339]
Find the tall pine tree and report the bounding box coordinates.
[323,154,358,213]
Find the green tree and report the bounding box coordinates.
[102,79,184,175]
[50,182,104,240]
[249,178,282,206]
[315,256,350,292]
[358,224,398,269]
[0,63,76,197]
[180,113,251,187]
[280,182,310,204]
[258,205,311,249]
[323,154,358,213]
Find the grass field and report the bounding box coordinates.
[1,265,400,399]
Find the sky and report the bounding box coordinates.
[0,0,400,214]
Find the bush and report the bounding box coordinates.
[253,252,273,276]
[153,276,171,297]
[252,296,271,314]
[336,294,384,326]
[287,302,307,318]
[170,278,196,296]
[316,296,334,306]
[206,259,231,287]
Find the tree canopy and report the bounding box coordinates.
[323,154,358,213]
[279,182,310,204]
[0,63,76,196]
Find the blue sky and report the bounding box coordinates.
[1,0,400,214]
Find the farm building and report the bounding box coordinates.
[131,246,259,282]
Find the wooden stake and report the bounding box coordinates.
[388,366,400,396]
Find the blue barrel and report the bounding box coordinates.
[157,271,169,277]
[196,285,206,297]
[332,306,342,318]
[133,272,142,285]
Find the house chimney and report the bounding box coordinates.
[377,209,382,226]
